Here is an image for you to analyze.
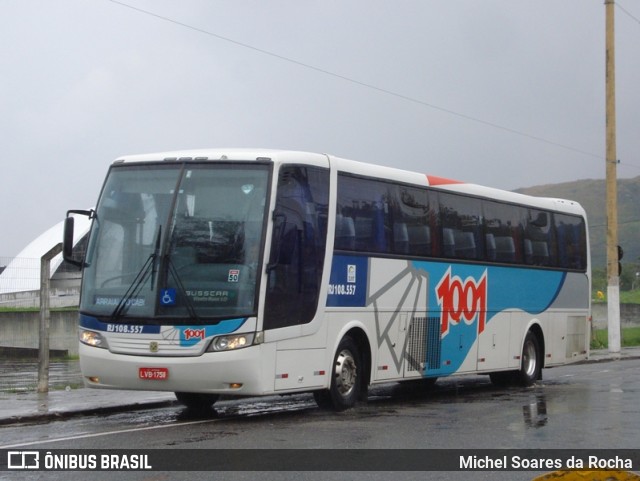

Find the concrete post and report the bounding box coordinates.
[38,243,63,393]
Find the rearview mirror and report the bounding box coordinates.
[63,209,94,268]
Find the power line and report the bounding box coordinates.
[106,0,604,162]
[620,162,640,171]
[590,219,640,229]
[617,1,640,26]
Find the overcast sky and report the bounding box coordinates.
[1,0,639,258]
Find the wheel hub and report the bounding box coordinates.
[334,349,357,397]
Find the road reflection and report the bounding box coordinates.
[522,394,547,428]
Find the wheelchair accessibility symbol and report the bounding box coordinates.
[160,288,177,306]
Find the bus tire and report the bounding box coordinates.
[175,392,219,410]
[314,336,362,411]
[516,331,542,387]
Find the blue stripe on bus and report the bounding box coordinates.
[414,261,566,315]
[79,314,247,347]
[327,255,567,376]
[413,261,566,376]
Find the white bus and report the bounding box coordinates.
[63,149,590,410]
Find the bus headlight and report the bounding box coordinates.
[208,333,254,352]
[79,329,109,349]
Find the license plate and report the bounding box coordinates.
[139,367,169,380]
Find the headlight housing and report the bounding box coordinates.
[208,333,255,352]
[79,329,109,349]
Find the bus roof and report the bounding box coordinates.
[112,148,586,217]
[114,148,329,165]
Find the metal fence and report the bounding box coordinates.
[0,359,83,392]
[0,256,40,308]
[0,255,81,308]
[1,252,83,392]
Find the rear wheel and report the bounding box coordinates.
[314,336,362,411]
[175,392,219,410]
[490,330,542,387]
[516,331,542,386]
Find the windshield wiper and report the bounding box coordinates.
[110,226,162,323]
[109,255,155,322]
[150,225,162,287]
[165,256,201,323]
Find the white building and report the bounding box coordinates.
[0,214,91,306]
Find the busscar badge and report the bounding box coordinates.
[149,341,159,353]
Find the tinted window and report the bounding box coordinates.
[438,192,482,260]
[336,174,438,257]
[524,209,556,267]
[264,165,329,329]
[483,200,525,264]
[336,175,391,253]
[555,213,587,270]
[334,173,587,272]
[397,185,435,257]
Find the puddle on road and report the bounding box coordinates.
[0,359,82,391]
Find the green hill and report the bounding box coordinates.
[514,176,640,271]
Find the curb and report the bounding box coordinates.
[579,352,640,365]
[0,399,177,427]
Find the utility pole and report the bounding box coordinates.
[605,0,621,355]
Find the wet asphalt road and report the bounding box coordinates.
[2,358,639,481]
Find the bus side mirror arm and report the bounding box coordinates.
[63,209,94,268]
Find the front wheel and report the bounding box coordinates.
[314,336,362,411]
[175,392,219,410]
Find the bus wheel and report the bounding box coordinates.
[175,392,219,410]
[516,331,542,387]
[314,336,362,411]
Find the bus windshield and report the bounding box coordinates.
[80,162,270,323]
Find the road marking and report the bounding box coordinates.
[0,418,217,449]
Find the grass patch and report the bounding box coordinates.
[0,307,39,313]
[592,290,640,304]
[51,383,84,391]
[0,307,78,313]
[591,326,640,349]
[621,290,640,304]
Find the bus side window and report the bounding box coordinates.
[335,214,356,250]
[336,175,391,254]
[355,215,374,251]
[407,224,431,256]
[555,213,586,270]
[439,192,481,261]
[483,200,525,264]
[393,222,410,254]
[494,235,516,262]
[264,165,329,329]
[525,210,554,267]
[398,186,430,257]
